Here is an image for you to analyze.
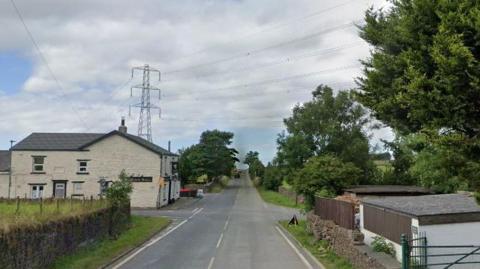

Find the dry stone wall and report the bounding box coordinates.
[307,211,388,269]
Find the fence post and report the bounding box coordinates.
[39,197,43,214]
[401,234,409,269]
[15,196,20,214]
[56,199,60,212]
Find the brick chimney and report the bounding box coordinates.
[118,117,127,133]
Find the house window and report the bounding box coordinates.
[32,156,45,172]
[73,182,83,194]
[77,160,89,173]
[31,185,44,199]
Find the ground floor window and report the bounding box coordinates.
[72,182,83,195]
[31,185,44,199]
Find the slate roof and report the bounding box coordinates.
[0,150,10,172]
[11,131,177,156]
[345,185,432,195]
[363,194,480,217]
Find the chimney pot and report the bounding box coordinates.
[119,117,127,133]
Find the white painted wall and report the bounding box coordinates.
[416,219,480,269]
[359,204,405,262]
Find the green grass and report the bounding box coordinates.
[281,180,293,190]
[0,199,108,230]
[52,215,170,269]
[280,220,355,269]
[256,186,304,209]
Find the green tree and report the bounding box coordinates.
[277,85,375,183]
[243,151,265,179]
[262,163,283,191]
[243,151,260,166]
[178,130,239,181]
[357,0,480,192]
[357,0,480,137]
[294,155,362,208]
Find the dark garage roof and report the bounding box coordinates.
[363,194,480,225]
[0,150,10,172]
[345,185,432,195]
[11,131,177,156]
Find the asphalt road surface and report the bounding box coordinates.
[111,174,311,269]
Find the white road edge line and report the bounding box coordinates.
[216,233,224,248]
[223,220,229,231]
[207,257,215,269]
[112,219,188,269]
[113,208,205,269]
[275,226,313,269]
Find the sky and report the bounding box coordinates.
[0,0,393,163]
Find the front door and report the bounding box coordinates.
[53,181,67,198]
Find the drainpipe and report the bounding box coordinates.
[8,140,15,199]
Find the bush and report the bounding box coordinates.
[106,170,132,207]
[262,165,282,191]
[219,176,230,187]
[475,192,480,205]
[196,174,208,184]
[372,236,396,257]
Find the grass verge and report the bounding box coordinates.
[280,220,355,269]
[256,186,304,209]
[52,215,171,269]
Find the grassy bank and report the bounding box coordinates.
[280,220,354,269]
[52,215,170,269]
[0,199,107,230]
[256,186,303,209]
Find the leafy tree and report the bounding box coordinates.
[106,170,133,206]
[357,1,480,192]
[244,151,260,165]
[357,0,480,137]
[262,163,283,191]
[243,151,265,179]
[294,155,362,208]
[178,130,239,181]
[277,85,375,183]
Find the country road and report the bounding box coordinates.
[110,174,312,269]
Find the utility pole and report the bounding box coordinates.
[8,140,15,199]
[129,64,161,142]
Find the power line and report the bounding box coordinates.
[163,42,362,82]
[164,21,361,75]
[163,65,361,99]
[168,0,365,63]
[9,0,89,130]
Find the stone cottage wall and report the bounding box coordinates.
[0,205,130,269]
[307,211,387,269]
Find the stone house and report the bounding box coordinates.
[0,150,10,198]
[2,120,180,208]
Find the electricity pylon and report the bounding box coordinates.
[129,64,161,142]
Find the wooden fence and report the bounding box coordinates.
[314,197,355,230]
[363,204,411,244]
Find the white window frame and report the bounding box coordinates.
[77,160,89,173]
[31,184,44,199]
[72,182,83,194]
[32,156,45,172]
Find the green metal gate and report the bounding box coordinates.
[401,234,480,269]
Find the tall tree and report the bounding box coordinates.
[277,85,375,183]
[357,0,480,137]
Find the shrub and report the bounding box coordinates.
[262,165,282,191]
[220,176,230,187]
[372,236,396,257]
[106,170,133,207]
[475,192,480,205]
[196,174,208,184]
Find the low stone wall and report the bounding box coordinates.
[0,205,130,269]
[307,211,387,269]
[278,186,304,204]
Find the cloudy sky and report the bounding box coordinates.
[0,0,392,162]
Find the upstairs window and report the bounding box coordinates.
[32,156,45,172]
[77,160,89,174]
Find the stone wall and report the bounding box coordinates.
[307,211,388,269]
[278,186,304,204]
[0,205,130,269]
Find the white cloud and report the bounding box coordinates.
[0,0,391,161]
